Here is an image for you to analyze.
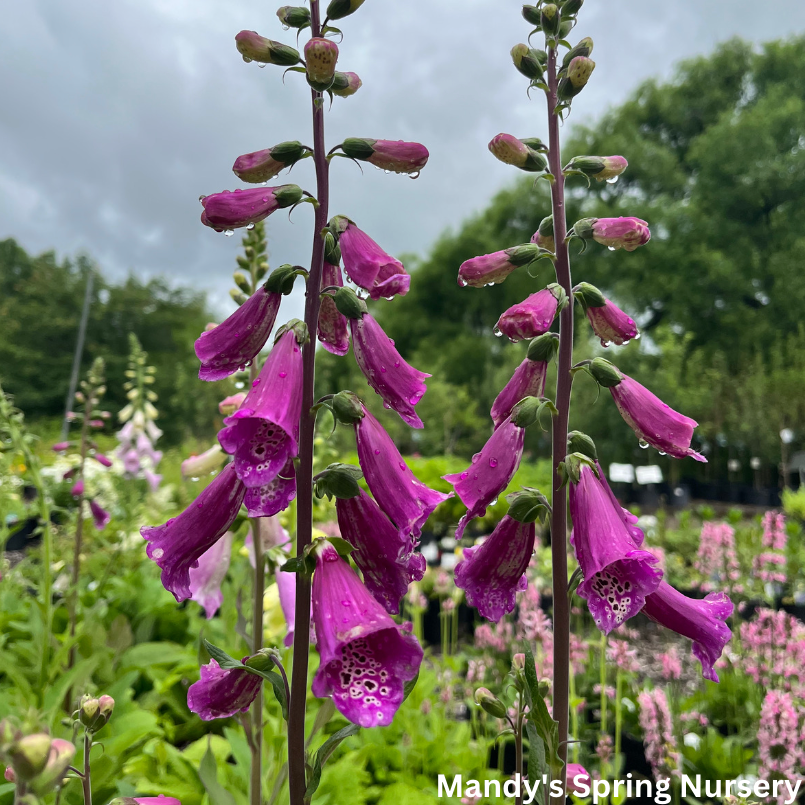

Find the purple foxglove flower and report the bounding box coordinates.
[246,516,290,568]
[488,134,547,172]
[311,541,423,727]
[594,461,644,547]
[305,37,339,91]
[200,184,302,232]
[275,568,298,647]
[142,463,246,602]
[194,285,281,381]
[188,531,233,620]
[458,244,542,288]
[52,442,69,452]
[340,139,429,175]
[218,326,304,488]
[122,448,141,475]
[495,285,563,342]
[567,765,592,795]
[317,263,350,356]
[92,453,112,467]
[235,30,300,65]
[591,362,706,461]
[144,469,162,493]
[219,393,247,416]
[244,457,297,517]
[331,71,362,97]
[89,499,110,530]
[569,463,662,633]
[232,141,308,183]
[136,432,163,467]
[355,408,450,538]
[574,216,650,252]
[118,798,182,805]
[350,312,429,429]
[336,489,426,615]
[187,658,262,721]
[71,479,84,498]
[331,217,410,300]
[455,515,534,622]
[444,417,526,539]
[564,155,628,182]
[490,334,557,428]
[586,300,637,346]
[181,445,226,479]
[642,581,733,682]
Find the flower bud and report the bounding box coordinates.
[233,141,309,183]
[326,0,366,20]
[305,37,339,91]
[331,71,362,97]
[323,231,341,265]
[531,214,555,251]
[474,688,507,719]
[573,216,651,251]
[277,6,310,28]
[565,155,627,182]
[79,695,100,727]
[314,463,364,500]
[557,56,595,100]
[488,134,547,172]
[331,391,365,425]
[511,396,544,429]
[527,332,559,362]
[511,44,546,82]
[333,287,368,320]
[235,31,300,66]
[561,0,584,15]
[29,739,76,795]
[588,357,623,388]
[4,768,14,783]
[567,430,597,461]
[233,272,251,295]
[560,37,594,71]
[558,19,574,39]
[521,5,541,25]
[572,281,606,308]
[540,3,561,36]
[512,653,525,671]
[340,138,429,175]
[507,488,550,523]
[8,734,50,781]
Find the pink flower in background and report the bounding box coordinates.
[638,688,681,781]
[695,521,740,590]
[757,690,804,790]
[89,499,110,531]
[188,531,234,619]
[660,646,682,681]
[607,639,640,673]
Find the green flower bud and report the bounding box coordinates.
[331,71,362,97]
[235,31,300,66]
[540,3,561,36]
[511,396,543,429]
[276,6,311,28]
[521,4,542,25]
[512,653,525,671]
[264,263,301,295]
[79,696,100,728]
[244,651,275,673]
[230,288,249,306]
[560,37,594,72]
[557,56,595,100]
[236,255,250,270]
[507,488,550,523]
[305,37,339,92]
[588,357,623,388]
[527,332,560,362]
[506,243,543,267]
[326,0,366,20]
[314,463,364,500]
[331,391,365,425]
[488,134,547,172]
[561,0,584,15]
[233,271,252,294]
[324,231,342,265]
[567,430,598,461]
[8,734,51,781]
[333,286,368,320]
[29,739,76,795]
[474,688,508,719]
[573,281,606,310]
[273,184,305,208]
[511,44,546,82]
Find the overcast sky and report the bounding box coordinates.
[3,0,805,320]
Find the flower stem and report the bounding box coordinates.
[81,731,92,805]
[288,2,329,802]
[545,44,573,802]
[515,706,524,805]
[614,670,623,775]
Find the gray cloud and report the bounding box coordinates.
[2,0,804,321]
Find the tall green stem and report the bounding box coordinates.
[614,670,623,776]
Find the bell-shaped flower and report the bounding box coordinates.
[188,531,234,619]
[458,244,542,288]
[336,489,426,615]
[642,581,733,682]
[92,453,113,467]
[454,509,536,622]
[71,479,84,498]
[232,141,309,183]
[495,284,564,342]
[564,155,628,182]
[89,499,110,530]
[330,216,409,300]
[219,393,247,416]
[490,334,557,429]
[244,457,297,517]
[589,359,706,461]
[218,323,305,488]
[187,657,263,721]
[574,282,638,346]
[445,405,538,539]
[317,262,350,356]
[122,449,141,475]
[354,406,450,538]
[569,461,662,633]
[594,460,644,547]
[573,216,650,252]
[200,184,303,232]
[311,541,423,727]
[275,567,298,647]
[142,463,246,602]
[181,444,227,479]
[339,139,429,175]
[331,71,362,97]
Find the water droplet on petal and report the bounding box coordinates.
[341,600,350,606]
[399,461,406,471]
[394,360,400,368]
[152,548,164,559]
[224,229,235,237]
[247,222,255,229]
[374,448,381,455]
[638,439,649,449]
[259,62,268,68]
[489,458,498,468]
[460,471,469,480]
[409,171,421,180]
[458,276,468,287]
[242,55,253,63]
[471,453,480,464]
[600,339,611,348]
[383,402,391,409]
[279,371,287,378]
[606,176,619,184]
[380,366,386,373]
[607,246,616,252]
[493,326,504,338]
[252,378,261,387]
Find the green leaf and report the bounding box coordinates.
[305,723,360,800]
[525,721,546,805]
[402,672,419,703]
[522,644,563,780]
[202,640,243,671]
[199,739,237,805]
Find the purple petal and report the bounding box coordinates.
[490,358,547,429]
[317,263,350,356]
[189,531,234,619]
[495,289,559,342]
[187,659,262,720]
[244,458,297,517]
[339,223,409,300]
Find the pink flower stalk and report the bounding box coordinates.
[566,765,591,795]
[495,285,563,342]
[200,184,302,232]
[219,393,247,416]
[569,463,662,633]
[757,690,804,787]
[122,448,141,475]
[607,639,640,673]
[350,312,430,429]
[574,216,651,251]
[660,646,682,681]
[187,658,262,720]
[317,262,350,356]
[458,244,541,288]
[89,499,110,530]
[642,581,733,682]
[695,521,740,590]
[754,551,787,584]
[244,457,297,517]
[740,609,805,691]
[591,362,706,461]
[474,620,514,654]
[355,407,450,539]
[596,734,614,765]
[311,541,423,727]
[638,688,681,781]
[331,217,410,300]
[335,489,426,615]
[763,511,788,550]
[340,138,429,175]
[188,531,233,619]
[194,285,281,381]
[92,453,113,467]
[454,515,535,622]
[181,445,226,479]
[218,326,304,488]
[142,463,246,602]
[444,416,526,540]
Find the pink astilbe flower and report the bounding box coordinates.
[638,688,681,782]
[763,511,788,550]
[218,326,304,488]
[317,262,350,356]
[188,531,234,619]
[596,734,613,765]
[200,184,302,232]
[740,608,805,693]
[311,541,423,727]
[757,690,805,793]
[695,521,740,590]
[474,620,514,654]
[755,511,788,584]
[187,658,262,721]
[495,286,563,342]
[607,639,640,673]
[660,646,682,681]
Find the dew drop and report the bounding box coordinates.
[235,382,245,389]
[259,62,268,69]
[242,55,253,63]
[493,327,504,338]
[489,458,498,468]
[460,471,469,480]
[399,461,406,471]
[658,450,667,456]
[383,402,391,409]
[247,222,255,229]
[282,24,290,30]
[279,371,287,378]
[394,360,400,368]
[252,378,261,387]
[409,171,421,180]
[224,229,235,237]
[374,448,381,455]
[384,169,391,175]
[341,600,350,606]
[197,502,203,508]
[606,176,619,185]
[458,276,468,287]
[638,439,649,449]
[380,366,386,373]
[600,339,611,348]
[607,246,616,252]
